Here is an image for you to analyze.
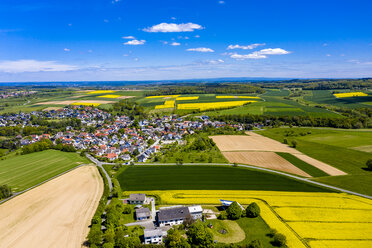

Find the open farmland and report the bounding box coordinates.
[124,190,372,248]
[222,151,311,177]
[0,166,103,248]
[258,128,372,195]
[210,132,345,176]
[118,165,332,192]
[0,150,89,192]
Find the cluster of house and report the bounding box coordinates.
[125,194,203,245]
[1,106,245,163]
[0,90,37,99]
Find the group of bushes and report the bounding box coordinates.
[0,184,12,200]
[218,202,261,221]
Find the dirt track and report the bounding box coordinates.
[211,132,346,176]
[0,166,103,248]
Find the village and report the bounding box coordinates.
[0,106,245,163]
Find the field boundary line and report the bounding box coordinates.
[0,163,89,205]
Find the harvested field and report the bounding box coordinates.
[117,95,135,99]
[210,132,299,153]
[0,166,103,248]
[36,100,115,105]
[42,107,63,111]
[222,151,311,177]
[293,154,345,176]
[211,132,345,176]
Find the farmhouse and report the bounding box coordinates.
[128,193,146,204]
[188,205,203,219]
[144,228,164,244]
[135,207,151,221]
[157,205,203,227]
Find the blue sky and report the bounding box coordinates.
[0,0,371,82]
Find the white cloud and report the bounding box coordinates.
[171,42,181,46]
[218,1,225,4]
[227,43,265,50]
[103,19,109,23]
[258,48,290,55]
[124,39,146,45]
[64,48,71,52]
[205,59,224,64]
[143,23,204,33]
[326,54,331,57]
[162,41,169,45]
[186,47,214,53]
[230,52,267,60]
[229,48,290,60]
[195,35,200,38]
[171,17,177,20]
[0,60,78,73]
[323,43,328,47]
[122,36,135,39]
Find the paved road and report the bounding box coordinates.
[86,154,113,205]
[0,163,88,205]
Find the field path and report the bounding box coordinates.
[0,166,103,248]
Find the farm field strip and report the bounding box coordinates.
[86,90,117,94]
[222,151,311,177]
[333,92,368,98]
[124,190,372,248]
[0,166,103,248]
[177,100,257,111]
[0,150,88,191]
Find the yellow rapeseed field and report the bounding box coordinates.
[216,96,236,98]
[86,90,117,94]
[146,95,180,99]
[177,100,256,111]
[155,100,175,109]
[176,96,199,100]
[97,94,121,98]
[124,190,372,248]
[309,240,372,248]
[216,96,261,99]
[71,102,101,106]
[333,92,368,98]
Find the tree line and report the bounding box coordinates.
[211,114,371,129]
[145,83,265,96]
[0,184,12,200]
[21,139,76,155]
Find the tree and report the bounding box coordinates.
[246,202,260,218]
[291,140,297,148]
[186,221,214,248]
[165,228,190,248]
[0,184,12,199]
[248,240,263,248]
[226,201,242,220]
[102,243,114,248]
[283,139,288,144]
[366,159,372,171]
[272,233,286,247]
[217,212,227,220]
[87,224,102,246]
[103,227,115,244]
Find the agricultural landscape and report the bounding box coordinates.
[0,79,371,248]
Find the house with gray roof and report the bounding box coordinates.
[135,207,151,221]
[144,228,164,244]
[128,193,146,204]
[157,205,203,227]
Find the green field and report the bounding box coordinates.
[258,128,372,195]
[304,90,372,108]
[117,165,332,192]
[0,150,89,192]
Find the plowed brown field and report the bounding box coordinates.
[0,166,103,248]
